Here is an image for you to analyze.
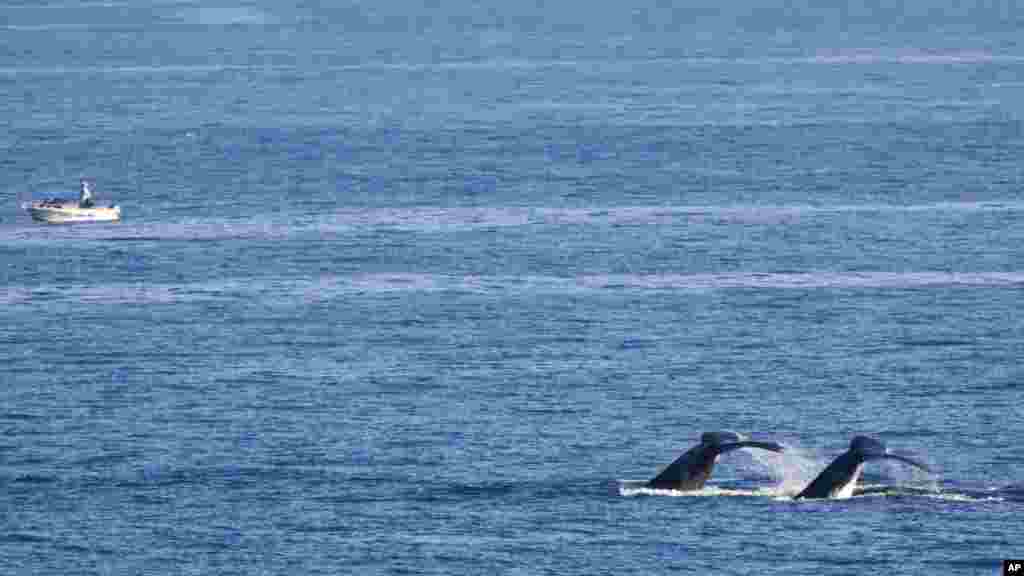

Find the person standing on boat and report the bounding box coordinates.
[79,180,95,208]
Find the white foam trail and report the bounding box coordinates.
[620,480,1008,502]
[618,482,778,498]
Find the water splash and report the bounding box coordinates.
[879,456,941,493]
[746,445,825,497]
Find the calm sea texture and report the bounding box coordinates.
[2,2,1023,574]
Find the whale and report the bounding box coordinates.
[646,431,785,491]
[794,436,932,499]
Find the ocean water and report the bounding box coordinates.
[2,1,1023,574]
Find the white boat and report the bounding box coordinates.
[25,201,122,223]
[24,180,121,223]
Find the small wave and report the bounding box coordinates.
[895,338,976,348]
[588,271,1024,291]
[331,50,1024,72]
[336,271,1024,293]
[0,411,44,422]
[0,63,253,77]
[0,284,184,306]
[10,473,61,485]
[3,270,1022,308]
[628,50,1024,67]
[305,270,1024,296]
[0,532,51,544]
[847,484,1004,503]
[181,6,272,26]
[800,50,1024,65]
[313,202,1024,231]
[0,48,1019,77]
[58,541,116,556]
[923,492,1005,503]
[2,23,99,31]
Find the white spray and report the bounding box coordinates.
[745,444,828,497]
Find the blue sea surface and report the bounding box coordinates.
[2,2,1023,574]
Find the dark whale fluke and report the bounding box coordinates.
[646,431,785,491]
[794,436,932,500]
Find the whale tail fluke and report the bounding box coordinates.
[852,436,932,473]
[647,451,699,489]
[718,440,785,454]
[867,452,933,474]
[645,432,787,491]
[794,436,933,500]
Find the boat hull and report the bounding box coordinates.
[26,204,122,223]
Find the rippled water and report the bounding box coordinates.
[2,1,1023,574]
